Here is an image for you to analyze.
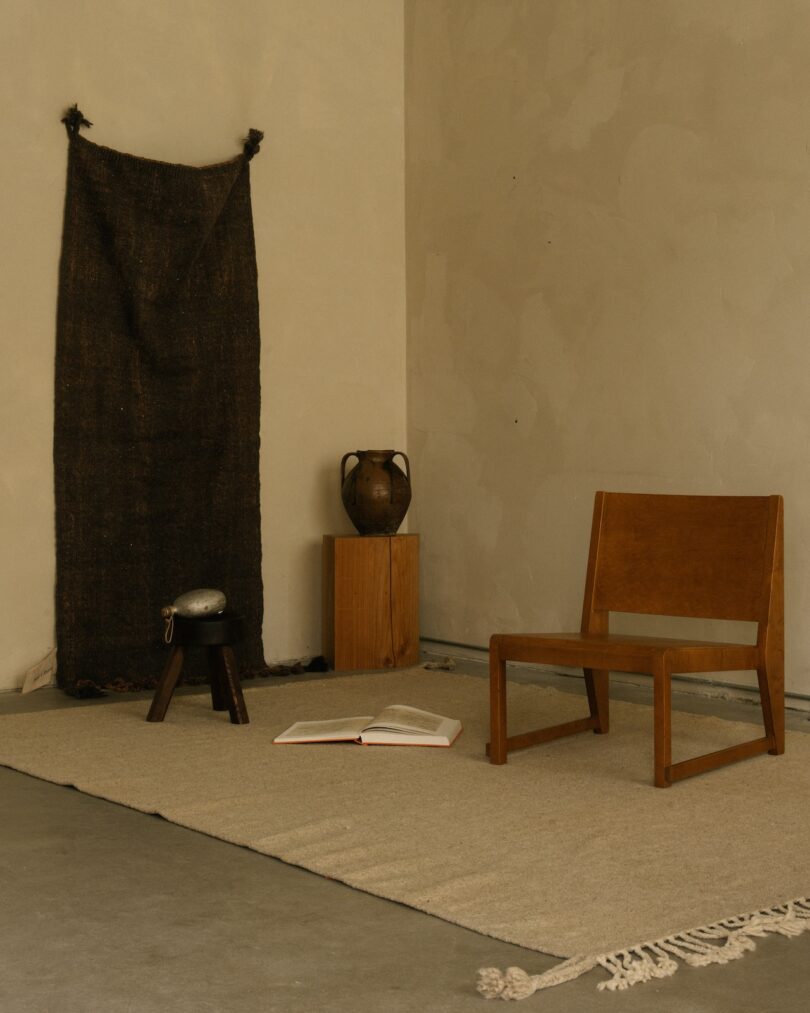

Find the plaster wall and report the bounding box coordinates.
[406,1,810,696]
[0,0,406,690]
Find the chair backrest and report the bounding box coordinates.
[582,492,783,626]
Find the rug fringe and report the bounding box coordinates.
[476,896,810,1000]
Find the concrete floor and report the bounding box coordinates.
[1,656,808,1013]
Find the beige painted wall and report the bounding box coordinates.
[0,0,406,690]
[406,1,810,696]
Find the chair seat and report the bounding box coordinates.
[492,632,759,675]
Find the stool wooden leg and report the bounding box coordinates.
[207,646,229,712]
[218,645,249,725]
[147,645,185,722]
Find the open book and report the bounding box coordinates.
[273,704,462,747]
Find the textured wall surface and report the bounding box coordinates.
[0,0,405,689]
[406,1,810,695]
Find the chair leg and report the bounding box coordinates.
[653,661,672,788]
[758,662,785,755]
[584,668,609,733]
[488,639,508,764]
[147,645,185,722]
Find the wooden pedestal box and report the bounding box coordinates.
[322,534,419,671]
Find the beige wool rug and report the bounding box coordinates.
[1,668,808,1000]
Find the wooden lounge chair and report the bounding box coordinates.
[488,492,784,787]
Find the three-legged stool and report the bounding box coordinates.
[147,612,249,724]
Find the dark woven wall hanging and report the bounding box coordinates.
[54,106,267,695]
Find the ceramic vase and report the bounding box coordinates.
[340,450,412,535]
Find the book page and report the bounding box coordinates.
[273,716,373,744]
[363,705,447,735]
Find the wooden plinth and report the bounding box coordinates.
[322,534,419,671]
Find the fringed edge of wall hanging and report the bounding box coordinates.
[476,895,810,1000]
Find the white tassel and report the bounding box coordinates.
[477,896,810,1000]
[476,955,598,1000]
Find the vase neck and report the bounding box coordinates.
[359,450,394,463]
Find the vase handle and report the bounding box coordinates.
[340,451,359,487]
[393,451,411,484]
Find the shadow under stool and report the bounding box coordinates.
[146,612,249,724]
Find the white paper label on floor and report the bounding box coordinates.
[21,649,57,694]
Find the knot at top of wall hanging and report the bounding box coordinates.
[61,104,92,138]
[243,128,264,161]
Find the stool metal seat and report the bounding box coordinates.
[147,612,249,724]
